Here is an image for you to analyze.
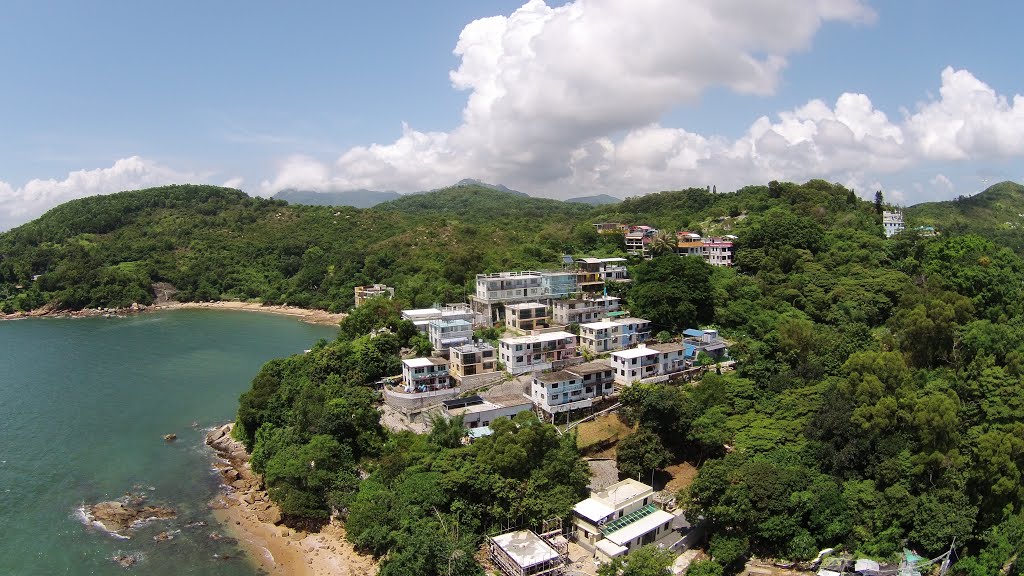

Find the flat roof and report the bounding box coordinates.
[500,331,575,345]
[569,360,613,375]
[573,498,615,523]
[537,370,578,384]
[442,395,484,410]
[612,346,659,359]
[604,509,675,546]
[595,538,628,558]
[402,308,442,318]
[593,478,652,506]
[403,357,448,368]
[430,318,472,327]
[506,302,548,310]
[648,342,686,353]
[490,530,560,568]
[581,317,650,330]
[468,426,493,439]
[682,329,704,337]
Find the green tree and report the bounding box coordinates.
[596,545,674,576]
[617,429,671,481]
[629,256,714,332]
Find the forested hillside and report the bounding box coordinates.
[907,181,1024,251]
[3,179,1024,574]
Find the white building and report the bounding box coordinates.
[428,319,473,351]
[441,395,533,430]
[572,478,676,562]
[472,270,580,326]
[551,296,621,326]
[530,360,616,419]
[675,232,735,266]
[401,303,473,332]
[883,210,905,237]
[488,530,564,576]
[499,331,578,374]
[624,226,657,257]
[578,317,652,354]
[610,343,690,385]
[576,257,630,293]
[400,357,451,392]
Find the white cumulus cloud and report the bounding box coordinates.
[0,157,200,231]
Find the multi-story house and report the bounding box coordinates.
[428,319,473,351]
[883,210,905,237]
[610,342,690,385]
[400,357,451,392]
[530,360,616,419]
[593,222,627,234]
[578,318,652,354]
[499,331,578,374]
[682,328,729,359]
[575,257,630,292]
[551,295,621,326]
[505,302,551,332]
[353,284,394,306]
[675,232,734,266]
[624,226,657,257]
[448,342,497,380]
[572,478,676,562]
[401,303,474,332]
[471,270,580,326]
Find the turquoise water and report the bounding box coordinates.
[0,311,338,575]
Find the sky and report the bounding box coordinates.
[1,0,1023,230]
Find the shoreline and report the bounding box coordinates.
[1,300,347,326]
[205,424,377,576]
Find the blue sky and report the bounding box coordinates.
[1,0,1022,229]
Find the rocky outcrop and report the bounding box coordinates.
[86,498,176,535]
[206,423,282,525]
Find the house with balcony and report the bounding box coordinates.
[530,360,616,420]
[674,232,735,266]
[551,295,621,326]
[449,342,497,381]
[578,317,652,354]
[682,328,729,359]
[428,318,473,352]
[505,302,551,332]
[400,357,452,392]
[575,257,630,292]
[624,226,657,257]
[883,210,905,237]
[610,342,690,385]
[499,331,578,374]
[353,284,394,306]
[401,303,474,332]
[572,478,677,562]
[471,270,581,326]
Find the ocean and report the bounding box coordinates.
[0,310,339,575]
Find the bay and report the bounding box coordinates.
[0,310,338,575]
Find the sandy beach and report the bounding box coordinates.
[206,424,377,576]
[1,300,347,326]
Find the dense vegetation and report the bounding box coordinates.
[3,180,1023,574]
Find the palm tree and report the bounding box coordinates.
[647,230,676,257]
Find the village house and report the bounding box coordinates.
[400,357,451,393]
[592,222,627,235]
[471,270,580,326]
[682,328,729,359]
[401,303,473,332]
[428,318,473,352]
[572,478,677,562]
[551,295,621,326]
[499,331,578,374]
[578,317,652,354]
[883,210,905,237]
[505,302,551,332]
[488,529,565,576]
[448,341,497,381]
[530,360,616,420]
[674,232,735,266]
[353,283,394,306]
[610,342,691,385]
[441,394,533,430]
[624,226,657,258]
[575,257,629,292]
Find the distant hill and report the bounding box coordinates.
[372,183,592,224]
[273,188,401,208]
[906,181,1024,249]
[566,194,621,206]
[451,179,527,197]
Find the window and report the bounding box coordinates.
[605,383,613,389]
[516,356,523,363]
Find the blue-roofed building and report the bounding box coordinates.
[682,328,704,338]
[682,328,729,359]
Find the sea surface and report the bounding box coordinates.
[0,310,339,575]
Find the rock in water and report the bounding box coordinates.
[163,433,177,442]
[86,500,176,534]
